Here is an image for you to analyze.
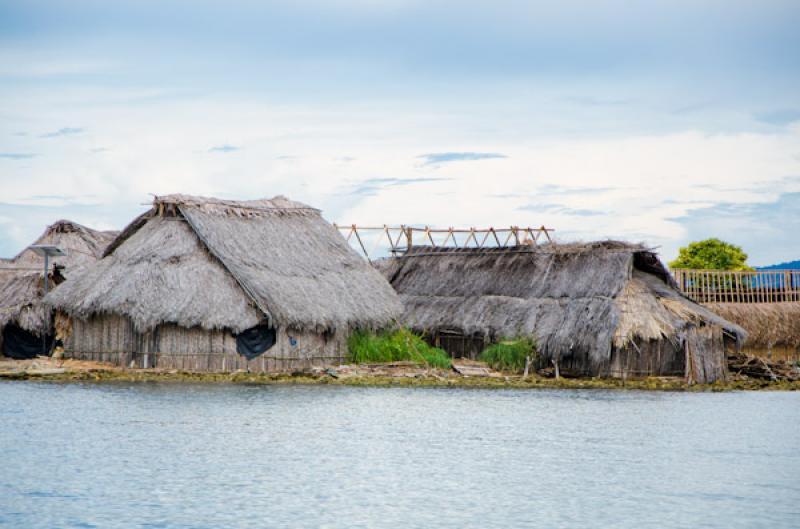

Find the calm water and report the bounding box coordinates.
[0,383,798,529]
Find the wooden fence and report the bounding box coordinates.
[334,225,554,261]
[671,269,800,303]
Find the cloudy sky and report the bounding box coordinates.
[1,0,799,265]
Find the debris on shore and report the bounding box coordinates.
[1,355,798,391]
[727,351,799,382]
[0,357,115,379]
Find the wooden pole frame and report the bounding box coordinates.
[333,224,556,260]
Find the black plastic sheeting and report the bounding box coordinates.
[2,324,52,360]
[235,324,276,360]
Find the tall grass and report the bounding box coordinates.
[348,328,452,369]
[479,337,537,373]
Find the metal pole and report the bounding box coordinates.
[42,253,49,356]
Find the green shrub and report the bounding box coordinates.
[348,328,452,369]
[479,337,537,373]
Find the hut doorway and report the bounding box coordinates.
[434,331,487,360]
[2,324,52,359]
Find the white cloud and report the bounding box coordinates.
[0,94,798,262]
[0,49,115,78]
[340,128,800,260]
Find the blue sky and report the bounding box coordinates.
[1,0,799,265]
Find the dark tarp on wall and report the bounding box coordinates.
[2,324,52,360]
[236,324,276,360]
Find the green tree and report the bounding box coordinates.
[669,239,753,270]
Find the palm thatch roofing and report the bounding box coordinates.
[705,302,800,350]
[0,220,117,336]
[47,194,401,334]
[383,242,746,371]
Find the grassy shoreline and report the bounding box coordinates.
[2,367,798,391]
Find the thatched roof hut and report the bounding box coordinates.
[46,194,401,372]
[0,220,117,358]
[383,242,746,383]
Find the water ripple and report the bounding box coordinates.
[1,383,798,529]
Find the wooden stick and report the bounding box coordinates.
[352,227,371,263]
[735,271,742,303]
[491,228,501,247]
[700,271,706,303]
[466,228,479,247]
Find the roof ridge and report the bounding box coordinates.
[154,194,320,212]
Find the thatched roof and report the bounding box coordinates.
[383,242,745,369]
[0,270,52,335]
[0,220,117,337]
[2,219,117,276]
[705,302,800,349]
[47,194,401,333]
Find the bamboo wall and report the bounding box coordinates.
[428,323,727,383]
[63,313,347,372]
[432,331,488,360]
[607,337,686,379]
[684,326,728,384]
[672,270,800,360]
[606,326,726,383]
[672,269,800,304]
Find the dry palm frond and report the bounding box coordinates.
[706,302,800,349]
